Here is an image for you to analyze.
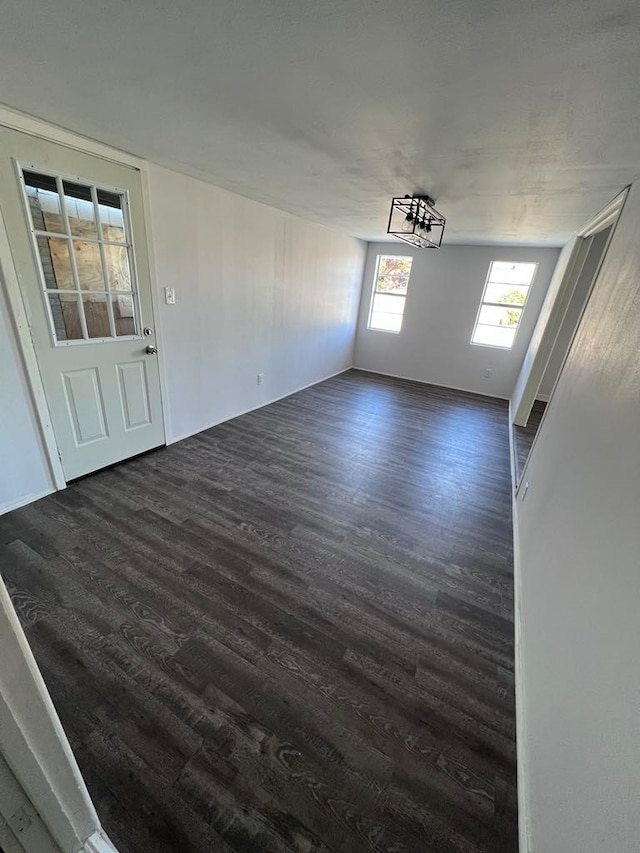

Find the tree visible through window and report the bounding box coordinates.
[368,254,413,333]
[471,261,537,348]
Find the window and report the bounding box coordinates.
[368,254,413,333]
[471,261,537,348]
[21,169,140,345]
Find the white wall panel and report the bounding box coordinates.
[146,164,365,443]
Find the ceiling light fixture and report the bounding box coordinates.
[387,194,445,248]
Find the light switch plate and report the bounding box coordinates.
[164,287,176,305]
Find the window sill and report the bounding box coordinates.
[470,340,514,350]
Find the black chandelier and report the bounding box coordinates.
[387,194,446,249]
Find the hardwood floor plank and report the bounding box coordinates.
[0,370,517,851]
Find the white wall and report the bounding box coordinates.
[0,270,53,514]
[353,243,560,399]
[146,165,365,443]
[515,179,640,853]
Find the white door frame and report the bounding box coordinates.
[511,187,629,427]
[0,571,118,853]
[0,103,170,495]
[0,750,62,852]
[0,205,66,490]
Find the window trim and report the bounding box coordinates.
[367,253,413,334]
[470,260,538,350]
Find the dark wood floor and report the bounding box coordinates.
[0,370,517,853]
[513,400,547,484]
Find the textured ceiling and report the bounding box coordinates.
[0,0,639,244]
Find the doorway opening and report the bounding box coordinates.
[510,189,627,485]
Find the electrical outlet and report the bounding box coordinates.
[484,368,493,378]
[164,287,176,305]
[257,373,264,385]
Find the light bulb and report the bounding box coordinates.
[402,213,414,233]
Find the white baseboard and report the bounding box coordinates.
[508,399,517,488]
[82,829,119,853]
[508,404,532,853]
[167,366,353,445]
[351,366,510,401]
[513,505,532,853]
[0,488,54,517]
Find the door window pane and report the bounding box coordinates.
[103,244,132,291]
[112,293,137,336]
[82,293,112,338]
[73,241,106,290]
[24,172,64,233]
[62,180,98,239]
[47,292,83,341]
[97,190,126,243]
[36,236,74,290]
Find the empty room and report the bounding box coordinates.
[0,2,639,853]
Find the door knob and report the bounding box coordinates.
[145,345,157,355]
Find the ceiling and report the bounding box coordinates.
[0,0,638,245]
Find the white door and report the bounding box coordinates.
[0,127,164,480]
